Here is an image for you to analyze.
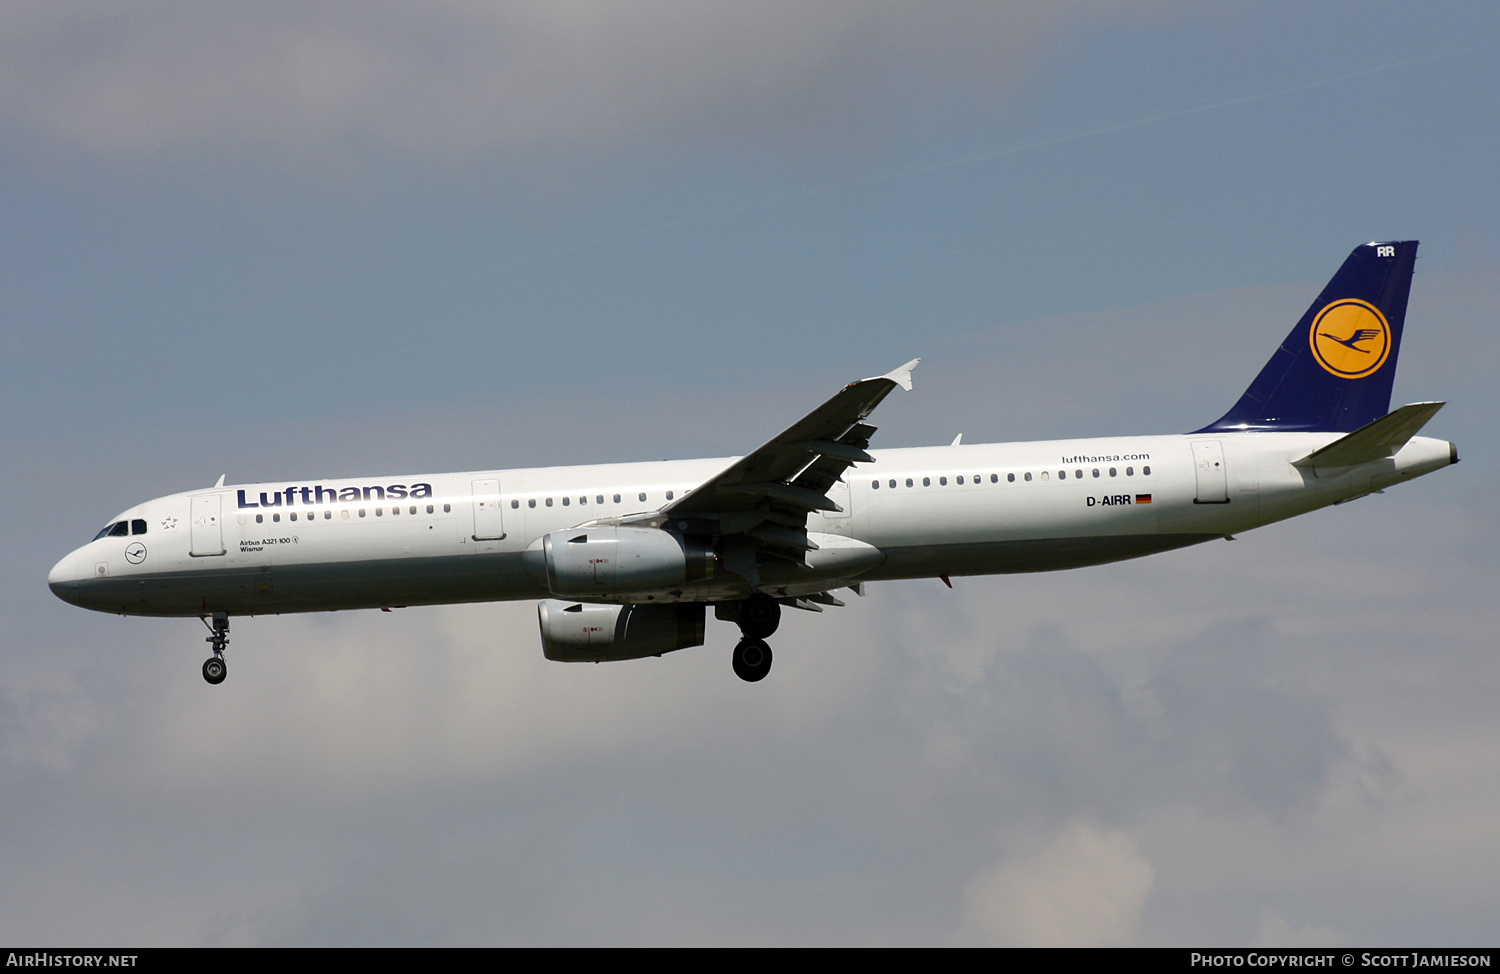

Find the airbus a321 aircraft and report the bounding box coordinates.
[50,241,1456,685]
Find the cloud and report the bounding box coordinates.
[0,1,1144,162]
[962,823,1154,946]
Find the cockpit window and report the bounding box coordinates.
[131,519,147,535]
[94,520,130,540]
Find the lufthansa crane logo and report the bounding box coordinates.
[1309,299,1391,379]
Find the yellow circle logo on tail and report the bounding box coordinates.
[1309,299,1391,379]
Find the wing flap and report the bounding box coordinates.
[662,361,918,520]
[654,360,917,589]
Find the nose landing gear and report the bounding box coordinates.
[201,611,229,685]
[732,593,780,682]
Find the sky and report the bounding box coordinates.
[2,0,1497,946]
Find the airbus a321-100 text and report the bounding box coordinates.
[49,242,1456,684]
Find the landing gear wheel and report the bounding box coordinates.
[732,638,773,683]
[738,592,782,639]
[201,611,230,686]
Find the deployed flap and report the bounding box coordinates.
[1293,401,1445,469]
[625,360,916,588]
[662,360,918,520]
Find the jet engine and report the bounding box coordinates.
[536,599,706,662]
[524,525,714,598]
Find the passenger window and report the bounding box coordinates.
[889,480,896,489]
[939,477,947,486]
[131,519,147,535]
[666,490,674,501]
[546,498,553,507]
[325,511,332,519]
[562,497,570,506]
[359,509,366,518]
[872,480,880,489]
[1007,473,1015,483]
[1143,465,1151,476]
[579,496,587,505]
[1041,472,1049,481]
[273,513,280,522]
[341,510,349,519]
[1109,468,1117,477]
[1126,467,1133,476]
[443,504,451,513]
[597,495,605,505]
[528,499,536,508]
[922,477,931,487]
[256,514,264,524]
[510,500,518,509]
[376,508,383,516]
[290,512,297,521]
[614,494,621,504]
[639,493,646,502]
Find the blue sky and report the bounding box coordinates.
[3,1,1497,945]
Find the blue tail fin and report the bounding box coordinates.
[1195,241,1418,433]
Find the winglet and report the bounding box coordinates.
[214,474,226,488]
[870,358,920,392]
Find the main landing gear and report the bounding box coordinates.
[732,592,781,683]
[201,611,229,685]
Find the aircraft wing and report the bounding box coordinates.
[630,359,918,583]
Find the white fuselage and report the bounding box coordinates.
[48,430,1455,619]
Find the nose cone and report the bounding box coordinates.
[48,551,82,604]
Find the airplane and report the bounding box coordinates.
[48,241,1456,685]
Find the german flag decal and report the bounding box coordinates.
[1135,494,1153,504]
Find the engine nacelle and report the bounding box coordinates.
[524,525,713,598]
[537,600,706,662]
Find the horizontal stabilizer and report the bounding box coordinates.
[1293,401,1445,469]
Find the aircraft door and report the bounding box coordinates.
[1191,440,1229,504]
[190,494,226,556]
[471,479,507,540]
